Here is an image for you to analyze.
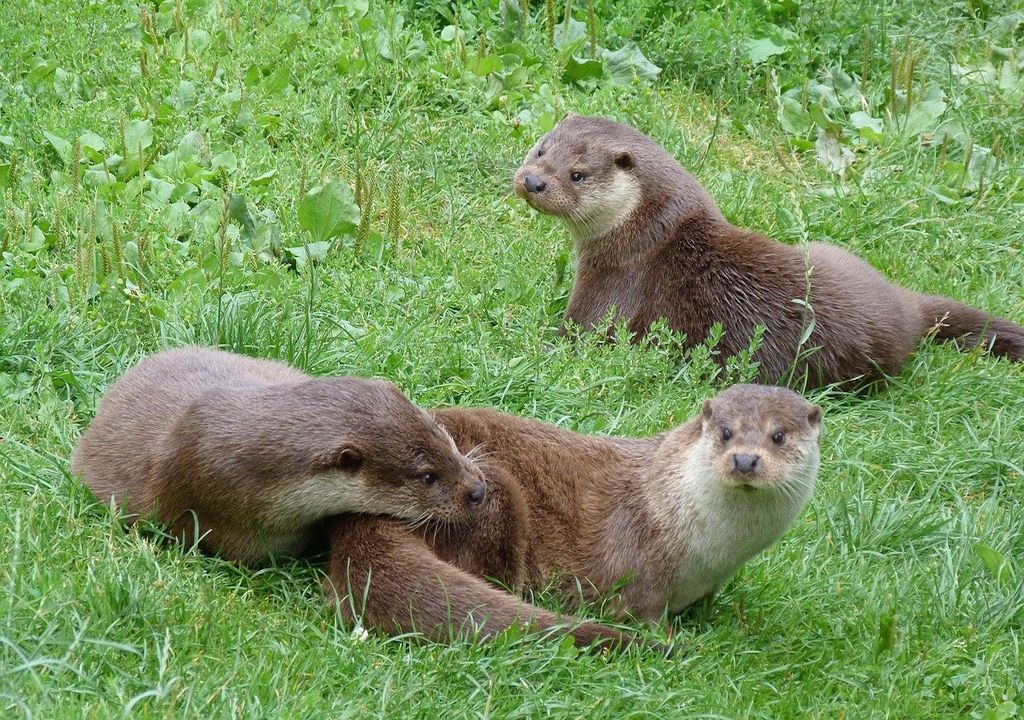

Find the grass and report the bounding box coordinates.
[2,0,1023,717]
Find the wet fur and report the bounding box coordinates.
[515,114,1024,388]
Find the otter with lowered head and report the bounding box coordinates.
[325,384,821,643]
[514,113,1024,388]
[71,346,487,567]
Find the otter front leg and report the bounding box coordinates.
[322,515,640,652]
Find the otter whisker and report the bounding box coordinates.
[465,442,491,462]
[404,512,432,533]
[467,449,498,464]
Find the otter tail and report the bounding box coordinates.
[917,294,1024,361]
[323,515,652,653]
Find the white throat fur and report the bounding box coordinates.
[655,434,818,613]
[565,171,642,243]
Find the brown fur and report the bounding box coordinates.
[323,514,639,651]
[514,113,1024,388]
[324,384,819,645]
[71,347,486,565]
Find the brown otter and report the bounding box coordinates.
[71,346,487,566]
[513,113,1024,388]
[324,384,820,644]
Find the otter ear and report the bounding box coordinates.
[335,448,364,472]
[807,405,822,427]
[563,111,579,121]
[614,150,634,170]
[701,400,714,421]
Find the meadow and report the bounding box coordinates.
[1,0,1023,717]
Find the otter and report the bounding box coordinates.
[324,384,820,645]
[513,113,1024,388]
[71,346,487,566]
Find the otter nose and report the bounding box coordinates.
[733,453,760,474]
[468,483,486,504]
[523,174,546,193]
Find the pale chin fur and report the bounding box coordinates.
[654,434,818,613]
[564,171,641,244]
[270,471,385,529]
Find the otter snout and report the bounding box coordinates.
[468,482,486,504]
[733,453,760,474]
[523,174,546,193]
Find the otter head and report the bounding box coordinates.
[278,379,486,528]
[513,112,643,243]
[699,384,821,498]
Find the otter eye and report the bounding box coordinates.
[536,148,545,157]
[772,431,785,445]
[722,428,732,442]
[570,171,583,182]
[421,473,437,486]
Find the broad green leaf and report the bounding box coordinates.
[249,169,278,186]
[265,65,291,94]
[902,100,946,137]
[602,44,661,85]
[376,29,393,60]
[286,241,331,272]
[78,131,106,161]
[963,146,1000,193]
[25,226,46,253]
[850,111,884,143]
[297,181,360,244]
[43,131,72,165]
[746,36,786,64]
[25,59,57,87]
[168,80,197,111]
[980,700,1018,720]
[805,80,842,110]
[94,199,111,241]
[147,177,176,204]
[499,0,523,31]
[778,96,811,135]
[212,150,237,173]
[553,16,586,49]
[563,55,604,84]
[151,131,202,180]
[228,194,256,237]
[189,28,211,54]
[823,66,861,105]
[166,267,206,299]
[124,119,153,155]
[82,165,115,184]
[53,68,73,100]
[468,54,503,77]
[334,0,368,18]
[375,15,404,61]
[164,200,190,236]
[807,101,842,132]
[252,220,282,260]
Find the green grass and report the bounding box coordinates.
[2,0,1023,717]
